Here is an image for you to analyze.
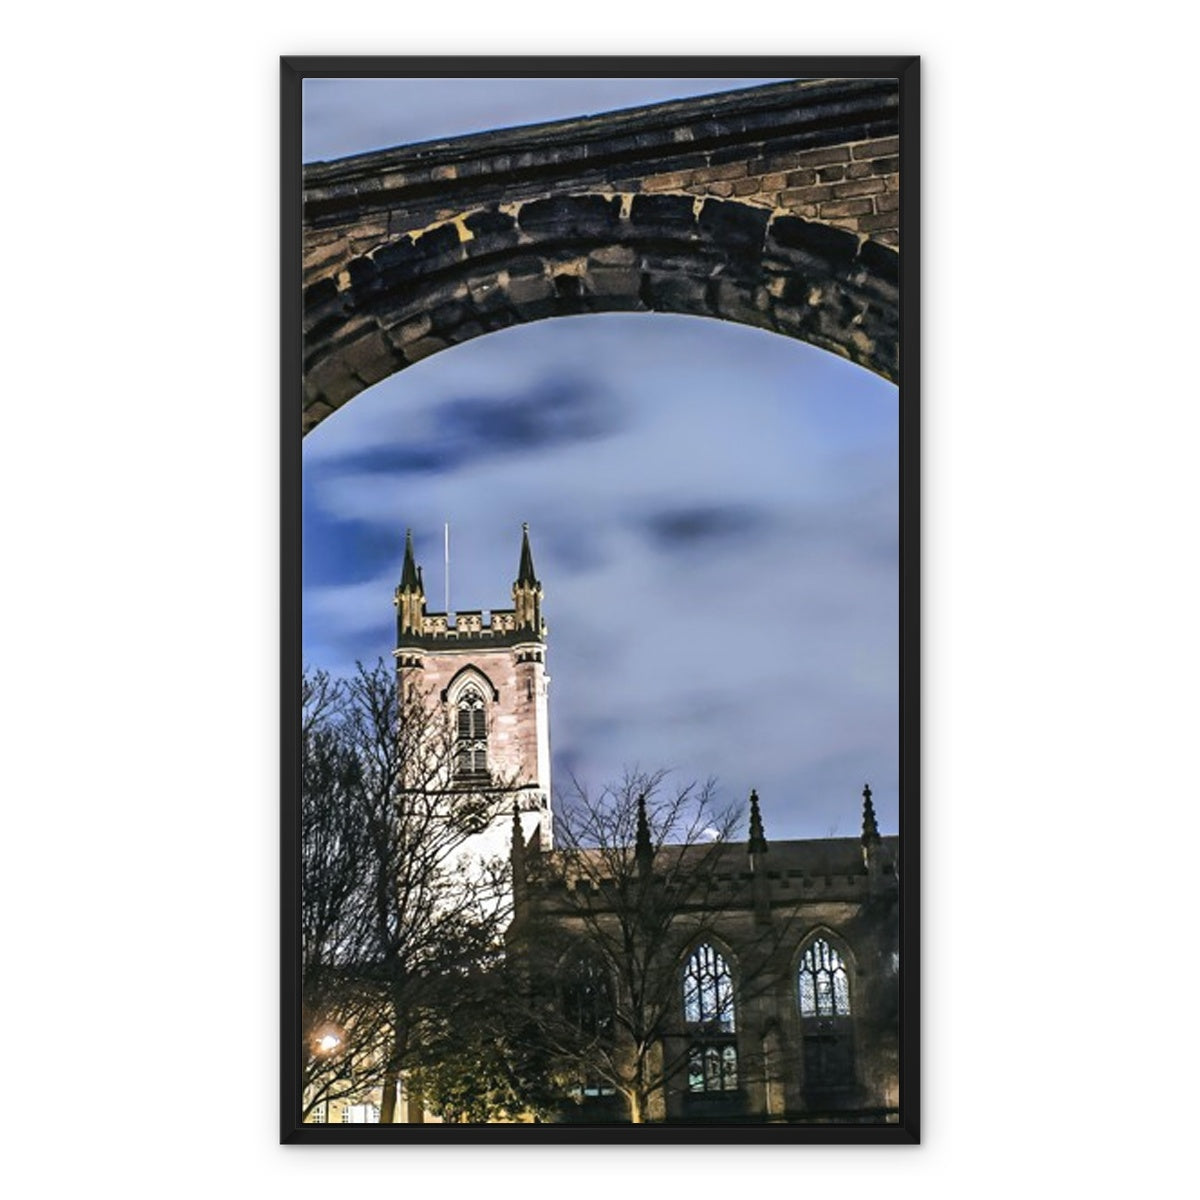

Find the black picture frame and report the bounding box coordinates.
[282,55,919,1144]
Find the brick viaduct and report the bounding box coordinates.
[301,78,902,435]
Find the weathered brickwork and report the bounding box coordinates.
[617,135,899,245]
[302,79,901,434]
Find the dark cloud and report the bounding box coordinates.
[444,378,620,454]
[321,378,623,480]
[301,496,405,587]
[641,504,773,551]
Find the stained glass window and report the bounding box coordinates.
[798,937,851,1017]
[683,944,738,1093]
[687,1043,739,1092]
[682,943,736,1032]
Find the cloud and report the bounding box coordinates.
[302,314,900,839]
[311,377,623,483]
[640,504,774,552]
[441,379,622,455]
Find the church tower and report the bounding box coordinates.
[393,525,553,856]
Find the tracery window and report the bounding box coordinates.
[797,937,851,1017]
[682,944,738,1093]
[682,943,736,1031]
[563,955,614,1042]
[454,685,488,782]
[797,936,856,1094]
[562,956,616,1099]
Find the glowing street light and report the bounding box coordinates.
[310,1024,346,1123]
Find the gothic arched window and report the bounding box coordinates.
[682,944,738,1094]
[454,685,488,783]
[563,955,614,1042]
[797,936,856,1095]
[683,943,736,1031]
[797,937,851,1017]
[562,955,616,1099]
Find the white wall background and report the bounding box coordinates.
[1,4,1195,1194]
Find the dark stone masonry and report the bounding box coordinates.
[302,79,901,434]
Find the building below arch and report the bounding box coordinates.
[510,786,900,1124]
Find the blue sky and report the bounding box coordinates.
[302,78,899,840]
[302,77,792,161]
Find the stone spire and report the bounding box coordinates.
[748,789,770,922]
[512,522,544,634]
[747,789,768,857]
[517,522,538,586]
[400,528,421,591]
[635,791,653,875]
[861,783,886,878]
[861,783,880,846]
[395,528,426,637]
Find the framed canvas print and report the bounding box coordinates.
[281,57,919,1143]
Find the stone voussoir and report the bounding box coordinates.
[301,78,902,431]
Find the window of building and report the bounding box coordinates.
[797,936,856,1095]
[682,943,738,1093]
[797,937,851,1017]
[340,1103,380,1124]
[687,1043,738,1093]
[563,955,614,1042]
[454,685,488,783]
[562,955,617,1099]
[683,943,735,1030]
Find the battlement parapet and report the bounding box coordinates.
[523,837,898,913]
[426,609,515,634]
[396,606,546,650]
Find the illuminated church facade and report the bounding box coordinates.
[392,523,555,871]
[382,526,901,1124]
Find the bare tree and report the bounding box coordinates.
[300,660,514,1122]
[513,771,790,1124]
[301,669,383,1119]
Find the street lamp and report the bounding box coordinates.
[311,1023,345,1123]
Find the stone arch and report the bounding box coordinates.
[440,664,500,704]
[301,78,905,434]
[676,930,742,978]
[793,925,858,971]
[303,191,897,433]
